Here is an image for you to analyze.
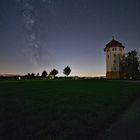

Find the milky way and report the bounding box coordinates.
[17,0,56,65]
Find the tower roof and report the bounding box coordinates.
[104,39,125,51]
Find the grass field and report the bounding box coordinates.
[0,79,140,140]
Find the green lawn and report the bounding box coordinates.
[0,79,140,140]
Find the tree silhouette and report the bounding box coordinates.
[36,73,40,78]
[63,66,71,76]
[27,73,31,79]
[50,69,58,78]
[120,50,140,79]
[41,70,48,78]
[31,73,35,79]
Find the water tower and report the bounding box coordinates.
[104,38,125,79]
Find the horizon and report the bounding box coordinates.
[0,72,106,77]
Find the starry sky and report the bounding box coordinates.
[0,0,140,76]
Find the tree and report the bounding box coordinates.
[63,66,71,76]
[31,73,35,79]
[120,50,140,79]
[50,69,58,78]
[36,73,40,77]
[41,70,48,78]
[27,73,31,79]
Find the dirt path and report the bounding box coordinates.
[96,97,140,140]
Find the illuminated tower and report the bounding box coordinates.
[104,38,125,79]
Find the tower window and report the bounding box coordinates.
[115,48,117,51]
[114,54,116,57]
[107,55,109,58]
[114,60,116,64]
[112,48,114,51]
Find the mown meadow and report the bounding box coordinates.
[0,79,140,140]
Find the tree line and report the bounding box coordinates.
[24,66,71,79]
[0,66,71,80]
[120,50,140,79]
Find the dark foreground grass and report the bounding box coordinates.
[0,79,140,140]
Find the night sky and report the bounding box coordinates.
[0,0,140,76]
